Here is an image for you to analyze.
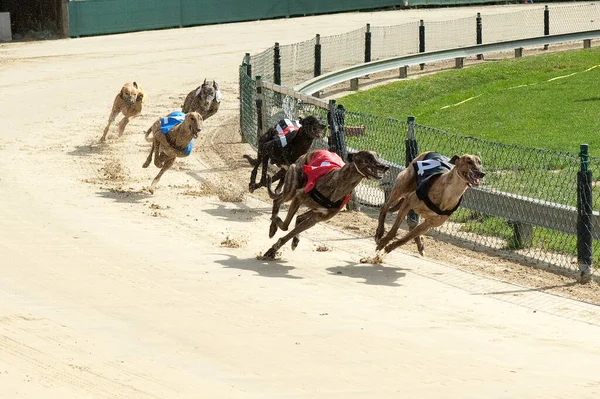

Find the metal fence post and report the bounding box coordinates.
[476,12,484,60]
[406,116,419,228]
[255,76,266,139]
[543,5,550,50]
[327,100,338,153]
[419,20,425,70]
[364,23,372,63]
[243,53,252,77]
[274,42,281,85]
[314,34,321,77]
[577,143,593,283]
[327,100,347,161]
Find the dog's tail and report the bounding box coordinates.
[266,175,283,200]
[243,154,258,167]
[144,127,154,142]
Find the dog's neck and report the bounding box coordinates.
[314,161,365,202]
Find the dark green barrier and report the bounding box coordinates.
[69,0,403,37]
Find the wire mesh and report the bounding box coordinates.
[426,16,478,52]
[483,7,545,43]
[320,27,367,75]
[550,3,600,35]
[279,36,317,87]
[370,23,419,61]
[249,46,275,82]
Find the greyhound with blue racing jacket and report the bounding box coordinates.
[374,151,485,257]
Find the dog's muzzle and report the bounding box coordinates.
[366,164,390,180]
[469,170,485,186]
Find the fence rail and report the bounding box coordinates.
[295,30,600,95]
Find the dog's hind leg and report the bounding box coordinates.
[271,168,287,194]
[383,219,437,255]
[375,196,405,243]
[248,155,262,193]
[149,157,175,194]
[376,198,413,251]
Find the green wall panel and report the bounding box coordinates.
[68,0,502,37]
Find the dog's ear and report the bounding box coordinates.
[203,78,207,85]
[450,155,460,165]
[133,81,138,89]
[347,152,355,163]
[212,80,219,91]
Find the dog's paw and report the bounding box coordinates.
[360,253,385,264]
[257,248,280,260]
[291,237,300,250]
[268,223,278,239]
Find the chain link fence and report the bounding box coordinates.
[248,3,600,89]
[239,4,600,278]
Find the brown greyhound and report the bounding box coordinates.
[261,149,389,260]
[101,82,144,142]
[142,111,203,194]
[374,151,485,257]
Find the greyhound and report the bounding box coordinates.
[260,149,389,260]
[244,115,327,193]
[142,111,203,194]
[374,151,485,257]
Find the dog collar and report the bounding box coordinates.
[353,162,368,178]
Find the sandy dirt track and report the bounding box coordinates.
[1,4,600,398]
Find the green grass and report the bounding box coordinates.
[340,47,600,156]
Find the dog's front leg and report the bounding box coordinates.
[101,108,119,142]
[149,157,175,194]
[117,117,130,136]
[263,212,320,260]
[142,139,155,168]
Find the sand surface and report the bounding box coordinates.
[1,4,599,398]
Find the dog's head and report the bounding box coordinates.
[348,150,390,180]
[299,115,327,139]
[184,112,203,139]
[450,154,485,187]
[197,79,220,110]
[120,82,141,106]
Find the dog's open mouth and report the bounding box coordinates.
[365,165,389,180]
[467,170,485,187]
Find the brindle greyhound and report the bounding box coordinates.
[244,115,327,193]
[260,149,389,260]
[142,112,203,194]
[181,79,221,120]
[374,151,484,257]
